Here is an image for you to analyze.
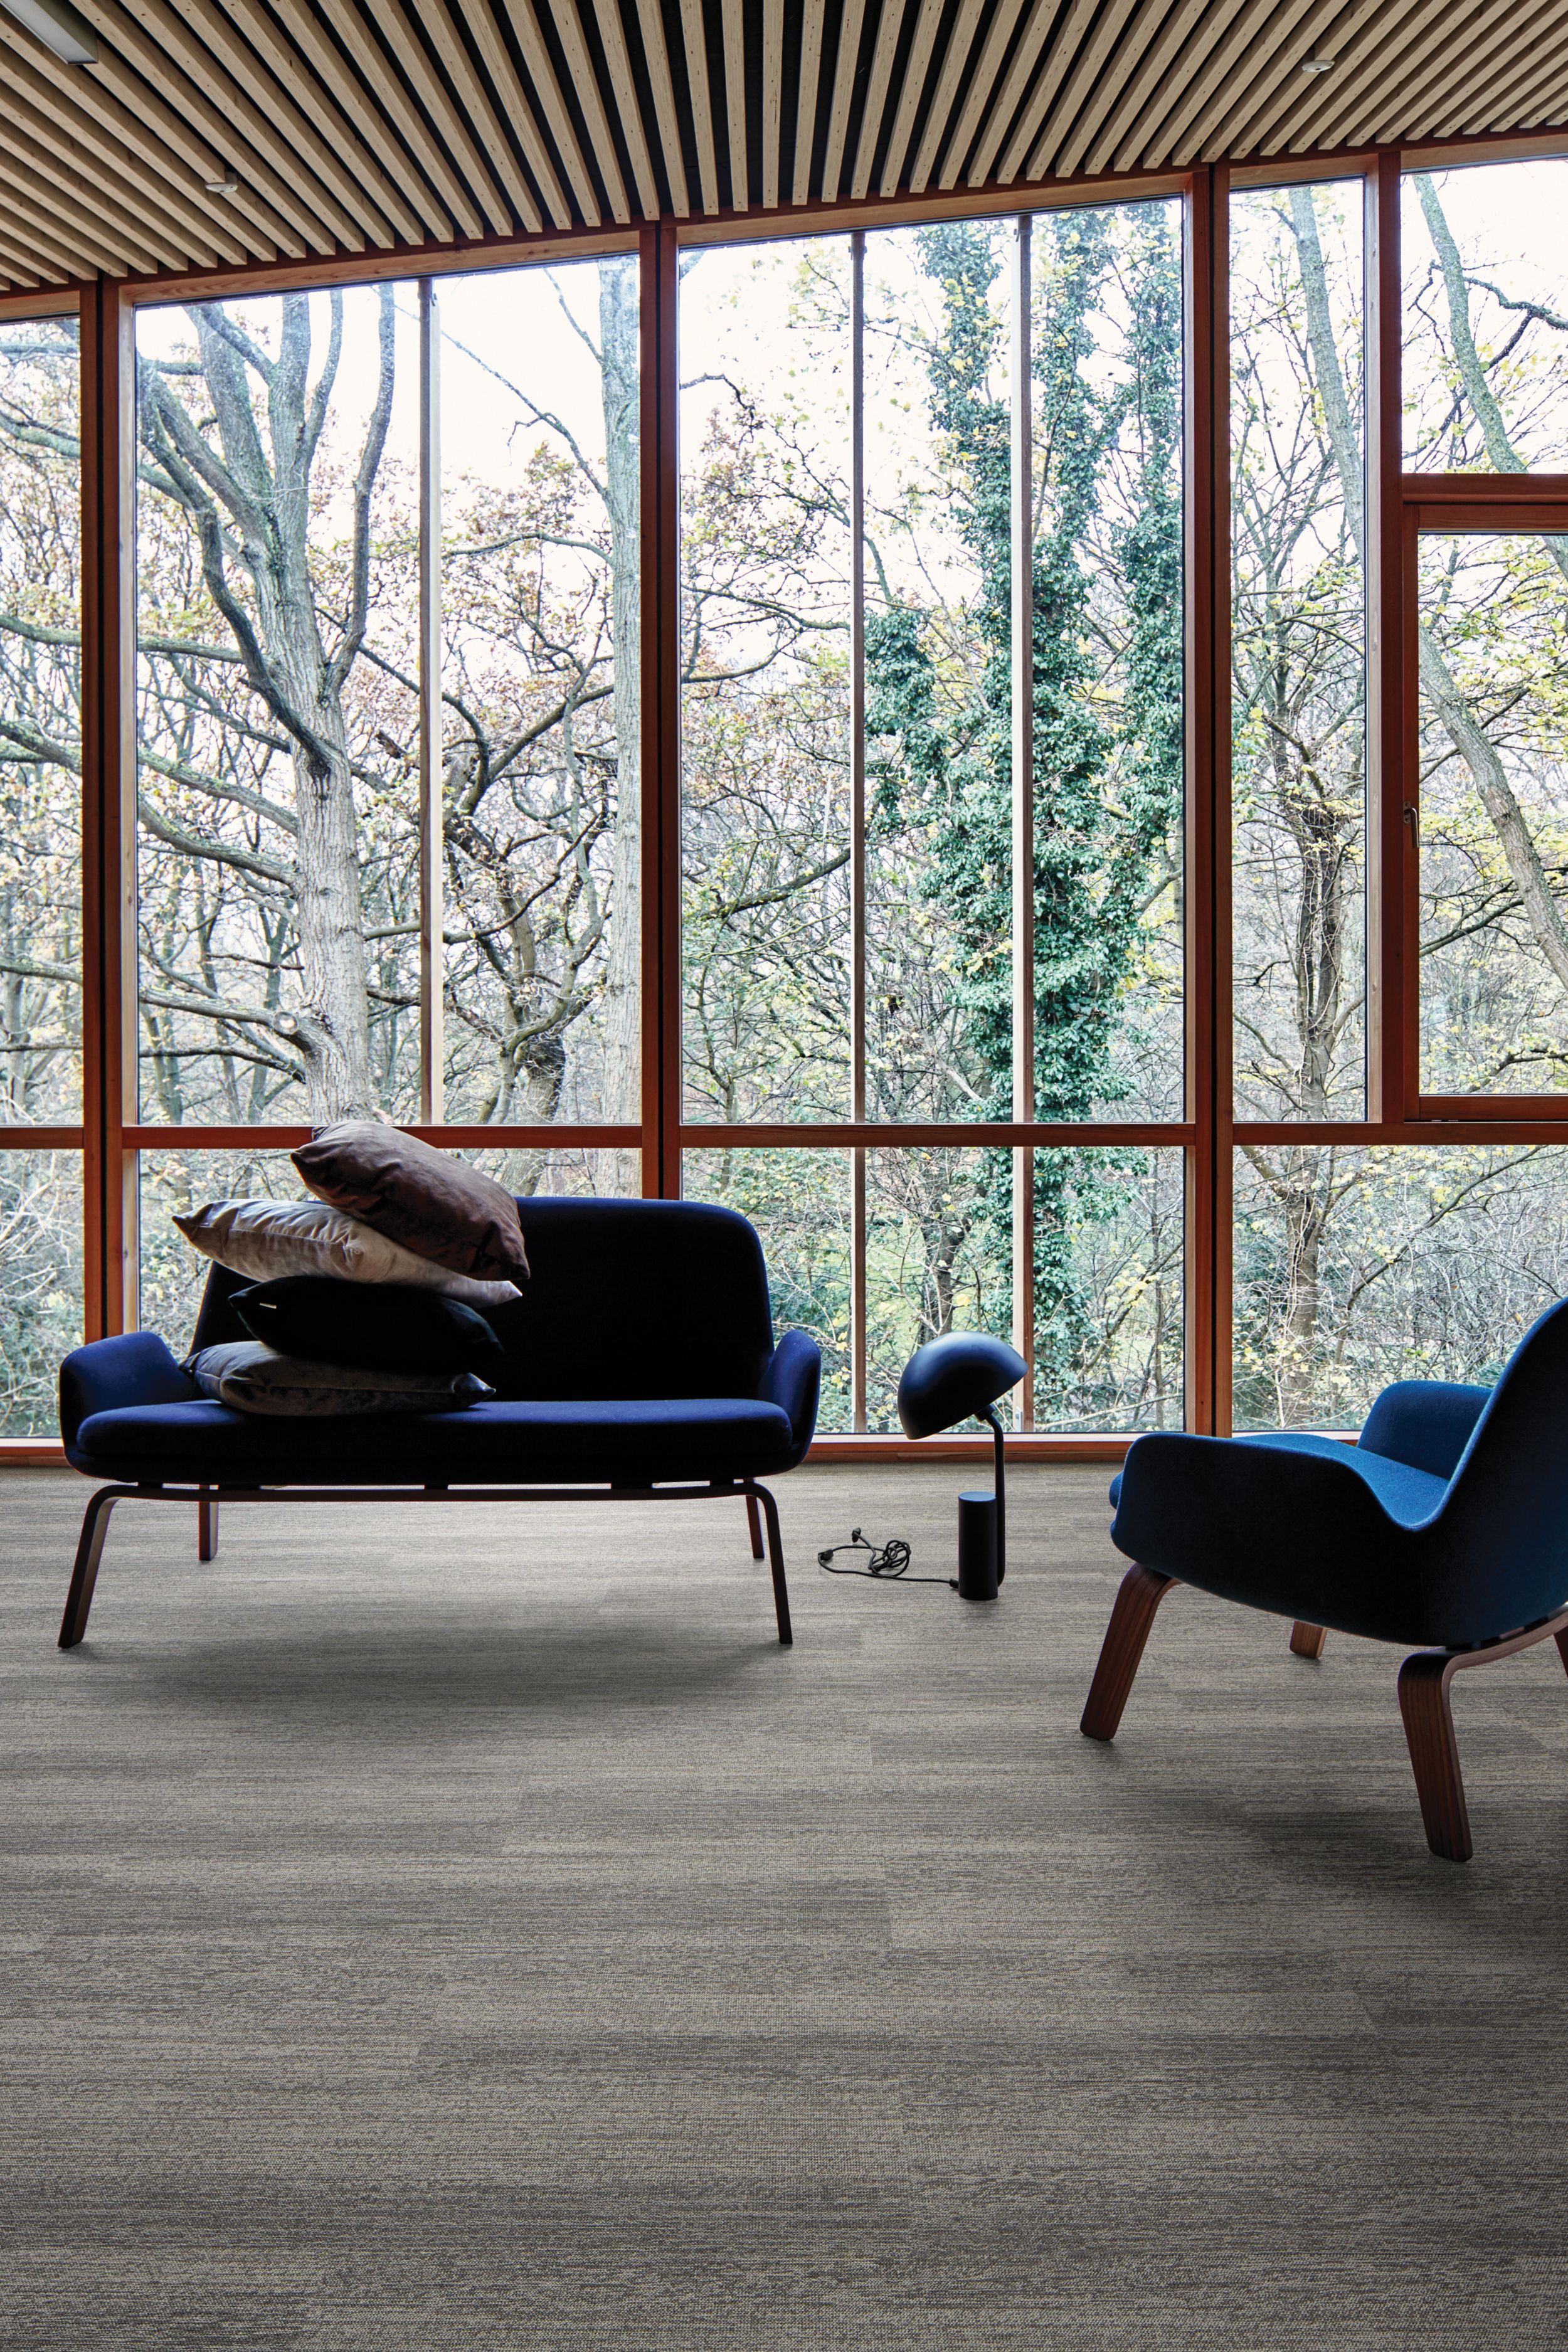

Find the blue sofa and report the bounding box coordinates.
[58,1198,821,1650]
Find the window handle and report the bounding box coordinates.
[1403,802,1420,847]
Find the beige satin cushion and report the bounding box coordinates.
[172,1199,522,1311]
[186,1340,492,1417]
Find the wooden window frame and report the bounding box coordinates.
[6,137,1568,1463]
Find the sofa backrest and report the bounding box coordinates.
[188,1196,776,1402]
[1432,1293,1568,1633]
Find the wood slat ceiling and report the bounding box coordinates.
[0,0,1564,288]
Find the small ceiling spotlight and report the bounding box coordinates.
[1301,55,1337,71]
[204,172,240,197]
[0,0,98,63]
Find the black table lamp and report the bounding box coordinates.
[897,1333,1027,1601]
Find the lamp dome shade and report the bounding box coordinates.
[897,1333,1027,1439]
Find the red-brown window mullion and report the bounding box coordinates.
[642,218,681,1199]
[1369,149,1408,1128]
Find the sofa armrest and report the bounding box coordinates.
[1358,1380,1491,1480]
[60,1333,198,1453]
[760,1328,820,1464]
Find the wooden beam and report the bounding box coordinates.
[368,0,515,235]
[1373,3,1562,143]
[0,112,170,272]
[1331,0,1507,147]
[1082,0,1218,176]
[1136,0,1288,169]
[792,0,829,203]
[542,0,633,226]
[1174,0,1332,164]
[1267,0,1438,152]
[677,0,721,213]
[935,0,1029,188]
[1025,0,1144,179]
[0,75,219,269]
[315,0,485,241]
[1200,0,1362,160]
[720,0,748,210]
[967,0,1069,189]
[0,179,131,278]
[849,0,908,201]
[583,0,661,218]
[907,0,987,192]
[267,0,458,241]
[631,0,693,216]
[501,0,605,226]
[0,212,67,285]
[1230,0,1413,156]
[421,0,551,231]
[760,0,783,209]
[1454,37,1568,137]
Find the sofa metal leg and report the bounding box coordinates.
[1290,1621,1327,1659]
[751,1483,792,1646]
[746,1491,764,1561]
[59,1486,128,1650]
[1398,1653,1471,1863]
[1081,1565,1177,1741]
[198,1488,220,1563]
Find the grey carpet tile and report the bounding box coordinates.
[4,1461,1568,2349]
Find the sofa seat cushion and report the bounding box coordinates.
[1108,1430,1449,1528]
[70,1394,797,1485]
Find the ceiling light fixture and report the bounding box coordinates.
[1301,55,1337,71]
[204,172,240,196]
[0,0,97,64]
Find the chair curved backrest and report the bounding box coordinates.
[1429,1295,1568,1637]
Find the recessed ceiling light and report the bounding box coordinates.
[1301,55,1337,71]
[204,173,240,197]
[0,0,97,65]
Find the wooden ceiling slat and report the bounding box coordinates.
[585,0,662,219]
[1025,0,1144,177]
[267,0,455,242]
[501,0,605,227]
[371,0,515,236]
[906,0,988,192]
[1316,0,1495,146]
[0,122,164,270]
[934,0,1029,187]
[0,24,279,269]
[1173,0,1328,163]
[760,0,783,208]
[818,0,867,201]
[632,0,694,216]
[453,0,569,227]
[124,0,389,248]
[849,0,911,201]
[1199,0,1359,159]
[973,0,1079,189]
[0,223,56,287]
[423,0,551,231]
[1136,0,1288,166]
[877,0,948,196]
[678,0,721,213]
[1082,0,1214,174]
[1448,24,1568,138]
[1362,1,1549,144]
[0,188,113,280]
[1223,0,1395,155]
[1051,0,1173,175]
[544,0,632,224]
[70,3,339,253]
[315,2,484,243]
[1269,0,1436,151]
[719,0,748,209]
[0,79,217,267]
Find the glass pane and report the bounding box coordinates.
[1029,201,1185,1121]
[679,240,853,1123]
[462,1144,642,1199]
[139,1146,298,1352]
[1230,183,1365,1120]
[1404,162,1568,473]
[1236,1143,1568,1429]
[0,317,82,1121]
[682,1147,852,1429]
[1032,1147,1184,1433]
[0,1152,82,1434]
[1417,532,1568,1095]
[861,222,1011,1123]
[135,288,421,1125]
[437,261,640,1125]
[864,1146,1012,1429]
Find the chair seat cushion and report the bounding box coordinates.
[70,1395,797,1486]
[1109,1430,1448,1527]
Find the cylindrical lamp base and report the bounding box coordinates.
[956,1490,999,1601]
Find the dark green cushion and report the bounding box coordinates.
[231,1276,504,1377]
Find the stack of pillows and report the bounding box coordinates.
[177,1121,529,1417]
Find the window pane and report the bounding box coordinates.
[139,1147,298,1350]
[679,240,852,1123]
[682,1147,852,1428]
[0,317,81,1121]
[1234,1143,1568,1429]
[1404,162,1568,473]
[1230,183,1365,1120]
[438,262,639,1125]
[0,1152,82,1434]
[1032,1147,1184,1432]
[136,289,421,1125]
[1029,201,1185,1121]
[864,1146,1012,1428]
[1418,531,1568,1096]
[461,1144,642,1199]
[862,222,1011,1123]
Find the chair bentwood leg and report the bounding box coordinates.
[59,1486,131,1650]
[1081,1565,1178,1740]
[746,1491,765,1562]
[1399,1606,1568,1862]
[1290,1621,1328,1658]
[749,1483,792,1646]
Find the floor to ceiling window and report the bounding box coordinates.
[5,147,1568,1451]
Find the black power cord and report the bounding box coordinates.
[817,1527,953,1586]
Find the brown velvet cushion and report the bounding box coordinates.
[290,1123,530,1285]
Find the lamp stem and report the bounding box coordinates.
[982,1404,1007,1586]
